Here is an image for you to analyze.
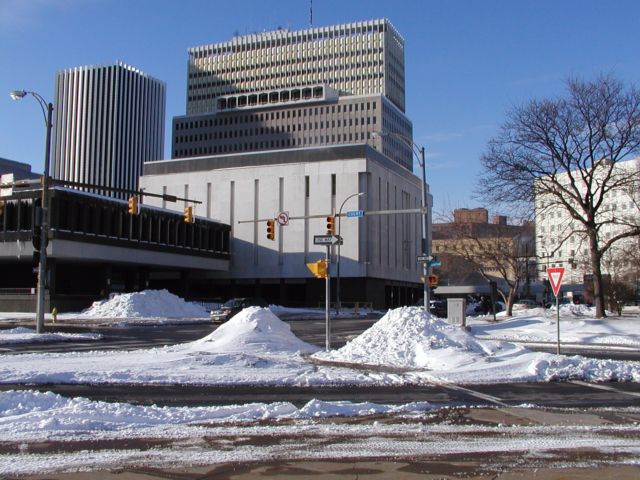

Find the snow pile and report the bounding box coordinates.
[0,327,101,345]
[313,307,640,383]
[81,290,208,318]
[188,306,319,355]
[313,306,513,370]
[556,303,598,317]
[529,356,640,382]
[0,390,431,440]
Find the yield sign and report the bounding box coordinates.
[546,267,565,297]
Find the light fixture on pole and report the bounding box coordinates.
[372,131,430,310]
[10,89,54,334]
[335,191,366,316]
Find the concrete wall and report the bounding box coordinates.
[141,147,430,286]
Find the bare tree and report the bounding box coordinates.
[478,76,640,317]
[446,220,534,316]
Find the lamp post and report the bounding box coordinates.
[335,191,366,316]
[10,90,53,334]
[373,131,429,310]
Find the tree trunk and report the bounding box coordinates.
[588,231,606,318]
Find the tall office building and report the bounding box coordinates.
[52,62,166,199]
[174,19,413,169]
[186,19,405,113]
[141,19,429,308]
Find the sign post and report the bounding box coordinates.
[313,235,337,351]
[547,267,565,355]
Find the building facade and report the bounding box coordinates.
[139,18,429,307]
[433,208,533,288]
[177,19,413,171]
[0,157,40,180]
[141,145,428,308]
[186,19,405,114]
[52,62,166,199]
[535,158,640,286]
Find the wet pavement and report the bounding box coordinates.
[7,406,640,479]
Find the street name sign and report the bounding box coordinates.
[428,260,442,268]
[346,210,364,218]
[547,267,565,297]
[314,235,343,246]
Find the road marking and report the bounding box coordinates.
[440,384,509,407]
[570,380,640,398]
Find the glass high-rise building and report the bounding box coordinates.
[52,62,166,199]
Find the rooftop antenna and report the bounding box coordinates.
[309,0,313,27]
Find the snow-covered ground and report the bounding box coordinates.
[1,290,640,475]
[470,306,640,349]
[1,388,639,477]
[1,304,638,386]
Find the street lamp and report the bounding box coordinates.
[335,191,366,316]
[10,90,54,334]
[372,131,430,310]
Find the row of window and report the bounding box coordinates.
[175,116,377,144]
[188,69,385,92]
[174,131,372,158]
[176,101,378,131]
[187,74,385,102]
[189,52,385,79]
[190,24,388,59]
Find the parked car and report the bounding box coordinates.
[513,299,538,310]
[210,297,269,323]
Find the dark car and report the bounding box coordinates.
[210,297,269,323]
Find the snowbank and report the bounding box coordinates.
[188,306,319,355]
[0,327,102,345]
[81,290,208,318]
[0,390,431,441]
[313,306,640,383]
[313,306,516,370]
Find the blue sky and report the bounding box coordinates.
[1,0,639,215]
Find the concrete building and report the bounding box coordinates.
[0,158,40,180]
[432,208,533,289]
[141,145,427,308]
[176,19,413,171]
[186,19,405,114]
[535,158,640,286]
[139,18,429,308]
[52,62,166,199]
[0,184,230,312]
[173,90,413,170]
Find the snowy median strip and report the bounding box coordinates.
[0,305,638,386]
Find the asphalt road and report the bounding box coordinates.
[1,316,638,361]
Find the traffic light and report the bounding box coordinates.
[306,259,328,278]
[127,196,139,215]
[183,206,194,223]
[266,218,275,240]
[428,274,439,287]
[326,215,335,235]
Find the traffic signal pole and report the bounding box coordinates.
[325,244,331,351]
